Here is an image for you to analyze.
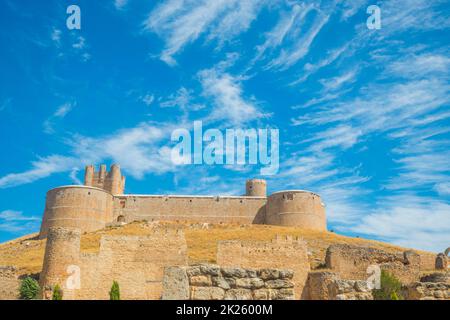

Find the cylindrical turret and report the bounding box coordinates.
[245,179,267,197]
[39,227,81,299]
[84,165,94,186]
[105,164,123,194]
[39,185,114,238]
[265,190,326,231]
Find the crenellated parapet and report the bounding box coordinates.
[84,164,125,195]
[38,164,327,238]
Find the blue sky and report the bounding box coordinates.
[0,0,449,251]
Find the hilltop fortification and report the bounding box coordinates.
[39,164,327,238]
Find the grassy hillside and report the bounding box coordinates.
[0,221,436,276]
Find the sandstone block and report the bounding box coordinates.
[212,277,230,290]
[224,289,253,300]
[279,270,294,280]
[162,266,189,300]
[222,268,247,278]
[190,275,212,286]
[200,264,220,276]
[278,288,295,300]
[191,286,225,300]
[186,266,202,277]
[259,269,280,280]
[235,277,264,289]
[265,279,294,289]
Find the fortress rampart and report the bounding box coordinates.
[39,164,327,238]
[39,226,188,300]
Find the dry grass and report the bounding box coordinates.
[0,221,436,276]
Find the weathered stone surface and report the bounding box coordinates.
[235,277,264,289]
[224,288,253,300]
[265,279,294,289]
[212,277,231,290]
[305,272,338,300]
[404,281,450,300]
[217,236,311,299]
[162,266,189,300]
[200,264,220,276]
[279,270,294,280]
[186,266,202,277]
[435,254,448,270]
[190,275,212,286]
[163,264,299,301]
[222,268,248,278]
[278,288,295,300]
[325,244,421,284]
[191,286,225,300]
[259,269,280,280]
[420,272,449,284]
[327,279,373,300]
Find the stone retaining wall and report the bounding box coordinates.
[162,264,295,300]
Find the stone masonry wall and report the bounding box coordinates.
[0,266,19,300]
[305,271,372,300]
[113,195,267,225]
[162,264,295,300]
[404,282,450,300]
[40,227,188,300]
[404,272,450,300]
[325,244,421,284]
[217,235,310,299]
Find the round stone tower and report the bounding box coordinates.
[245,179,267,197]
[39,185,113,238]
[265,190,326,231]
[39,227,81,299]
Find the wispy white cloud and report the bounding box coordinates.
[0,155,79,188]
[114,0,129,10]
[43,102,75,134]
[0,210,40,233]
[198,66,266,125]
[144,0,266,65]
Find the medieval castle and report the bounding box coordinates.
[39,164,327,238]
[0,164,448,300]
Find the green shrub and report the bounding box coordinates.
[109,281,120,300]
[373,270,403,300]
[19,277,40,300]
[52,284,63,300]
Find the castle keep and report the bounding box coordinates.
[39,164,327,238]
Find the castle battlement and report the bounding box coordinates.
[38,164,327,238]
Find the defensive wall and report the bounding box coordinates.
[217,235,311,299]
[39,164,327,237]
[39,227,188,300]
[162,265,295,300]
[325,244,422,284]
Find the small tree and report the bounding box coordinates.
[373,270,404,300]
[52,284,63,300]
[19,277,40,300]
[109,281,120,300]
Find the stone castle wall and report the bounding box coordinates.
[39,186,113,238]
[40,227,188,300]
[325,244,421,284]
[217,235,311,299]
[113,195,267,225]
[265,191,326,230]
[162,264,295,300]
[38,164,327,238]
[0,266,19,300]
